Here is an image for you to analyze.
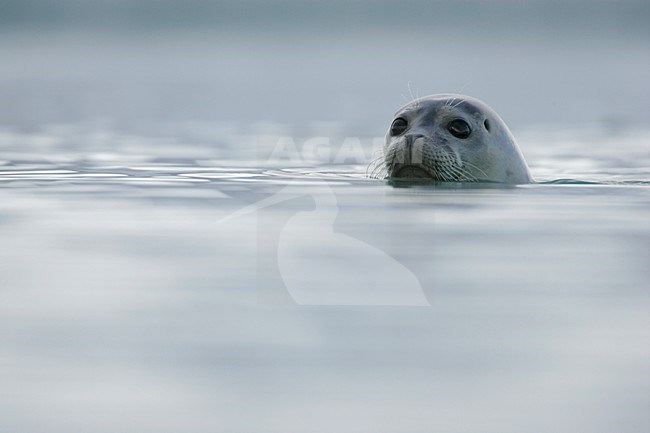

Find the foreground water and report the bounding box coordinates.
[0,123,648,432]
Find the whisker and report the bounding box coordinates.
[454,81,472,97]
[366,150,386,179]
[441,161,458,182]
[450,94,466,108]
[368,159,385,179]
[460,160,489,180]
[375,161,388,179]
[407,82,421,109]
[367,144,399,179]
[407,82,415,104]
[450,165,475,182]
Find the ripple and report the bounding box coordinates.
[178,172,264,179]
[0,169,78,175]
[0,161,648,188]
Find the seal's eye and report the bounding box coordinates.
[390,117,408,136]
[448,119,471,139]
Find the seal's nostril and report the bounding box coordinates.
[404,134,427,147]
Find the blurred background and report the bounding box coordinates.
[1,3,649,433]
[1,0,649,134]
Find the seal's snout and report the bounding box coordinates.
[393,164,431,178]
[386,133,435,179]
[403,134,428,149]
[389,144,431,180]
[392,134,429,166]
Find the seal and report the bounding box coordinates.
[372,94,533,184]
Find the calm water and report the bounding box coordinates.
[0,121,648,432]
[1,2,650,428]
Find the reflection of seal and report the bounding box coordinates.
[374,94,533,184]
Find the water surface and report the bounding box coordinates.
[2,0,649,428]
[0,121,648,432]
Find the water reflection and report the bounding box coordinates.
[0,123,648,432]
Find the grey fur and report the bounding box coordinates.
[380,94,533,184]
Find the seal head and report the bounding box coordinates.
[381,94,533,184]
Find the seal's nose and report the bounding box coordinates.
[396,134,428,166]
[403,134,427,148]
[388,133,432,178]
